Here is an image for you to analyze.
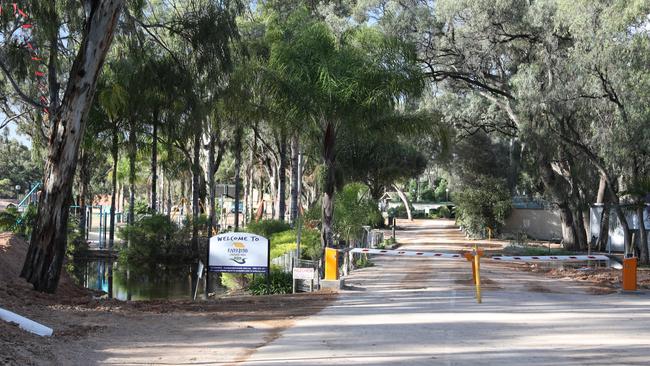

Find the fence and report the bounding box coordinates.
[270,250,320,292]
[271,249,299,273]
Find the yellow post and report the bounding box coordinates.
[324,247,339,280]
[474,244,482,304]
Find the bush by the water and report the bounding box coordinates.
[117,214,192,265]
[247,269,293,295]
[246,219,291,238]
[0,204,37,237]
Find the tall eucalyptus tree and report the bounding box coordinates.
[10,1,126,293]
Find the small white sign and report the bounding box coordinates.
[293,267,315,280]
[209,233,269,274]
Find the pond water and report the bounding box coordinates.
[71,259,214,301]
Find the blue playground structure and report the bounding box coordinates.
[14,183,123,249]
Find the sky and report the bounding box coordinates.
[4,120,32,148]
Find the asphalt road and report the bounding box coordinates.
[241,220,650,366]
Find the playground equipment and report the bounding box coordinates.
[16,182,41,211]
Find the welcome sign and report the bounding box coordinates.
[209,233,269,274]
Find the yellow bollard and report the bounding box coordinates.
[474,245,482,303]
[324,247,339,280]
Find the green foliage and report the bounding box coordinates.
[246,219,291,238]
[420,188,435,202]
[0,137,42,199]
[247,269,293,295]
[337,134,428,200]
[388,204,413,219]
[354,255,374,268]
[269,228,321,260]
[434,178,448,202]
[117,214,192,265]
[438,205,452,219]
[304,184,383,242]
[455,177,512,238]
[0,206,20,232]
[220,273,247,291]
[128,200,152,216]
[0,204,37,237]
[334,183,383,240]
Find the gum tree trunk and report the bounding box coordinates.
[128,125,136,224]
[234,128,243,231]
[150,110,158,212]
[21,0,124,293]
[278,134,287,222]
[637,205,649,264]
[109,126,119,248]
[596,175,610,251]
[207,132,216,237]
[290,134,300,224]
[191,131,201,253]
[393,184,413,221]
[321,122,336,248]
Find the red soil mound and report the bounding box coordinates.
[0,232,90,307]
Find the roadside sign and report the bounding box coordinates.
[293,267,315,280]
[209,233,269,274]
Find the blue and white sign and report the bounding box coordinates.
[209,233,269,274]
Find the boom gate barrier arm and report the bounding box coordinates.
[331,247,621,299]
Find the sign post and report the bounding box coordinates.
[267,239,271,294]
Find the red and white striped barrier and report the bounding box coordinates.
[349,248,610,263]
[489,255,609,262]
[349,248,465,260]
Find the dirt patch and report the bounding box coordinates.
[0,232,90,307]
[525,283,555,293]
[400,260,435,289]
[455,276,503,290]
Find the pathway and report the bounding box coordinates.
[241,219,650,365]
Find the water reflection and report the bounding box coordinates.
[73,260,211,301]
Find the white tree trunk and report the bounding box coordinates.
[21,0,124,293]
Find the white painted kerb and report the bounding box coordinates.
[0,307,53,337]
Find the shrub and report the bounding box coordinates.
[354,255,374,268]
[0,204,37,237]
[117,214,192,265]
[434,178,448,202]
[420,188,435,202]
[183,213,210,236]
[269,228,321,260]
[0,206,20,232]
[245,219,291,238]
[438,205,451,218]
[247,269,293,295]
[335,183,384,239]
[455,177,511,238]
[304,183,384,242]
[388,204,413,219]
